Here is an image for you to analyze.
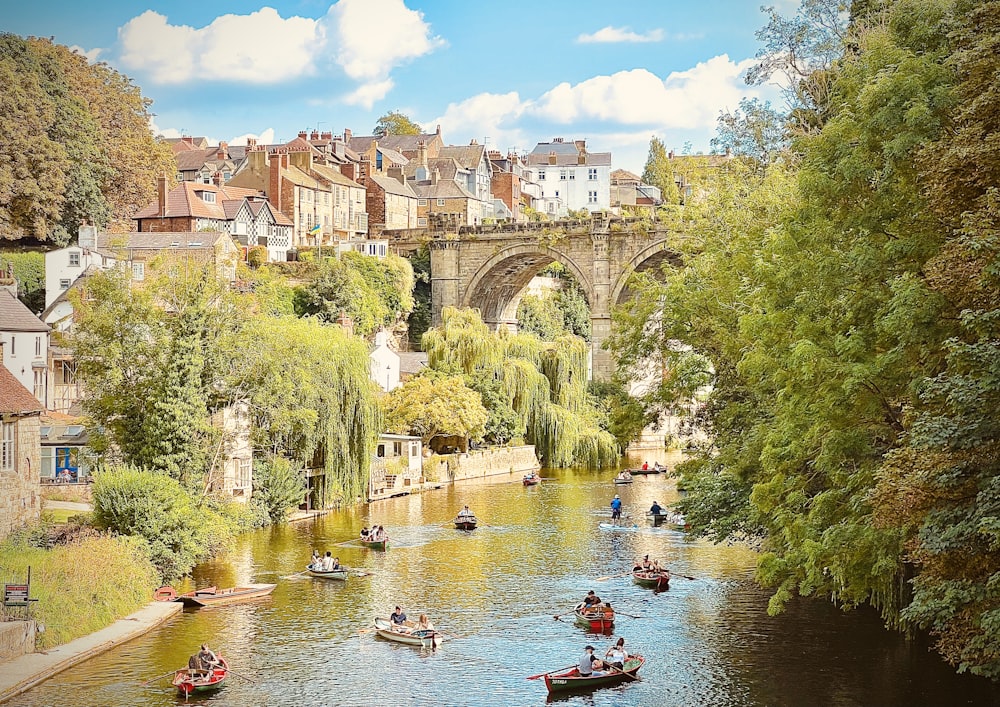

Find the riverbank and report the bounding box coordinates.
[0,601,181,704]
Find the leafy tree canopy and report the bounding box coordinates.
[373,110,422,137]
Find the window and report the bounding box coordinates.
[417,217,427,226]
[568,171,575,180]
[59,279,71,290]
[35,336,42,357]
[237,458,252,489]
[537,170,546,180]
[554,191,560,199]
[588,191,598,204]
[132,262,145,281]
[560,170,567,181]
[418,199,427,206]
[588,168,598,180]
[1,421,15,472]
[223,171,231,180]
[200,191,216,203]
[436,199,445,206]
[33,369,45,401]
[68,251,81,267]
[9,336,14,356]
[393,441,403,456]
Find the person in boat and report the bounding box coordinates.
[360,527,370,541]
[457,505,474,518]
[641,461,649,470]
[390,606,408,626]
[653,461,666,471]
[321,551,334,571]
[605,637,628,670]
[311,549,321,567]
[610,495,622,524]
[633,554,650,572]
[376,525,387,541]
[582,590,603,610]
[578,646,597,676]
[188,644,218,679]
[415,613,434,632]
[649,501,664,516]
[331,556,341,570]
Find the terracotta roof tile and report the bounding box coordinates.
[134,182,263,220]
[0,365,43,414]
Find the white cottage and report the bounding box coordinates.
[369,330,400,392]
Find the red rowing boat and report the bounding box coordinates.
[172,656,229,696]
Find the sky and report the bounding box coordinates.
[4,0,797,173]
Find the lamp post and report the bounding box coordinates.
[386,364,391,392]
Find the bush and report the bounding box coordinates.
[0,532,158,649]
[252,456,307,522]
[90,464,226,581]
[247,245,267,267]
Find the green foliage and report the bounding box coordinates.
[424,308,618,468]
[0,531,158,649]
[247,245,267,267]
[90,464,226,581]
[0,250,45,311]
[373,110,423,137]
[711,98,789,166]
[466,372,523,445]
[588,379,654,451]
[383,373,488,448]
[406,245,432,348]
[252,456,307,522]
[294,252,414,336]
[0,35,174,243]
[641,136,681,206]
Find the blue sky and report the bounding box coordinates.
[4,0,795,172]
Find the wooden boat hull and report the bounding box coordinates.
[307,565,349,580]
[454,518,478,530]
[632,570,671,589]
[361,539,387,550]
[543,656,644,694]
[613,478,633,485]
[173,656,229,695]
[626,467,660,475]
[175,584,276,607]
[573,606,615,632]
[522,476,540,486]
[373,617,443,647]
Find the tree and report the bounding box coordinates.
[383,374,488,451]
[711,98,788,166]
[373,110,422,137]
[641,136,681,206]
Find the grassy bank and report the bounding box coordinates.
[0,532,158,649]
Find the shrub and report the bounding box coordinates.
[90,464,224,581]
[247,245,267,267]
[252,456,307,522]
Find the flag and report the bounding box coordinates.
[308,223,321,235]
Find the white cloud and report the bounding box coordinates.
[228,128,275,146]
[531,56,759,129]
[68,45,104,62]
[343,79,396,107]
[577,26,664,44]
[118,8,320,84]
[149,117,186,140]
[430,92,529,150]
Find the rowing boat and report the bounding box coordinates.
[645,511,687,529]
[172,656,229,696]
[626,466,661,475]
[522,473,541,486]
[613,476,633,485]
[573,603,615,632]
[306,564,349,581]
[360,537,388,550]
[372,617,443,647]
[454,516,478,530]
[632,569,671,590]
[598,522,640,532]
[542,655,644,694]
[174,584,276,607]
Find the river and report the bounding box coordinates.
[9,464,1000,706]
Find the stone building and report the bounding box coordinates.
[0,353,42,539]
[365,174,420,231]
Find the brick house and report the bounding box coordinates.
[365,174,420,231]
[0,354,42,538]
[412,175,479,227]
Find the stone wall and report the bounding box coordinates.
[0,415,41,539]
[0,621,36,662]
[423,445,540,484]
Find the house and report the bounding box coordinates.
[0,356,42,538]
[0,280,49,406]
[369,432,423,500]
[488,150,530,221]
[370,331,400,392]
[365,174,420,231]
[39,413,90,484]
[228,144,368,247]
[610,169,662,215]
[412,176,480,227]
[133,178,293,262]
[398,352,427,381]
[345,125,444,162]
[438,141,494,221]
[207,402,253,503]
[174,141,246,184]
[525,138,612,213]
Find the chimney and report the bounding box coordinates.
[182,136,193,145]
[470,138,477,145]
[724,146,732,158]
[344,128,352,142]
[79,222,97,250]
[548,151,557,165]
[157,176,167,216]
[247,137,257,150]
[321,131,332,140]
[340,163,357,182]
[432,167,440,185]
[387,166,404,184]
[298,131,307,139]
[217,141,228,160]
[336,309,354,337]
[310,130,320,141]
[269,154,283,212]
[436,124,441,136]
[417,141,427,169]
[213,171,224,187]
[668,150,675,159]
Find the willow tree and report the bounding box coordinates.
[423,307,618,468]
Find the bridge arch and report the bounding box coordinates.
[462,244,596,329]
[610,238,682,307]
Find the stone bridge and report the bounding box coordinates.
[387,216,680,379]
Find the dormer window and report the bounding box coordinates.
[199,191,216,203]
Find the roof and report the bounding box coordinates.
[347,132,439,155]
[310,162,364,189]
[368,174,418,198]
[0,365,43,414]
[611,169,642,184]
[438,144,485,170]
[413,180,476,200]
[41,267,97,322]
[398,352,428,375]
[405,157,464,182]
[525,140,612,167]
[281,165,323,189]
[96,231,233,251]
[0,289,50,332]
[133,182,263,220]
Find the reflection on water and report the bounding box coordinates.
[10,463,1000,707]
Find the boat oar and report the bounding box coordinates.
[605,663,640,681]
[526,664,576,680]
[595,571,632,582]
[280,569,310,579]
[221,666,256,684]
[615,611,645,619]
[141,669,177,685]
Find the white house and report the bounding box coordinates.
[0,283,49,405]
[370,330,400,392]
[44,225,117,310]
[525,138,612,213]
